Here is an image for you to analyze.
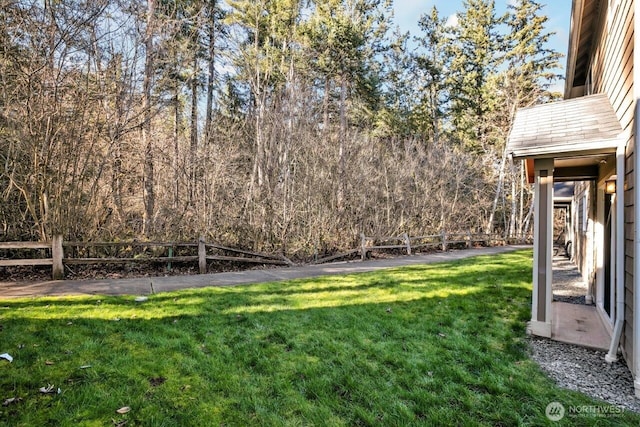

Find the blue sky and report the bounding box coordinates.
[391,0,572,75]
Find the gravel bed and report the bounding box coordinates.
[553,295,586,305]
[553,256,588,305]
[528,258,640,414]
[529,336,640,414]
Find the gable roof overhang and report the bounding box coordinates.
[507,93,622,183]
[565,0,602,98]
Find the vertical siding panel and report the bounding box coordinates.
[588,0,635,372]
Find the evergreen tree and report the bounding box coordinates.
[503,0,563,110]
[374,27,412,139]
[447,0,502,151]
[226,0,303,193]
[204,0,227,145]
[499,0,563,237]
[301,0,390,130]
[482,0,562,236]
[300,0,390,210]
[412,6,451,144]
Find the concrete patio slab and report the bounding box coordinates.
[551,301,611,351]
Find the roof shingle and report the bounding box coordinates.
[507,94,623,159]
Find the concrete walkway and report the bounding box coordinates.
[552,302,611,351]
[0,245,530,298]
[551,256,611,351]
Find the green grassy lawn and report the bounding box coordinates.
[0,250,638,426]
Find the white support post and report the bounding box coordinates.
[528,158,554,338]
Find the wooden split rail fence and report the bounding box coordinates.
[1,232,509,280]
[0,236,292,280]
[307,232,505,264]
[357,231,503,261]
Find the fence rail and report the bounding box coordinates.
[0,236,291,279]
[357,232,506,262]
[1,232,525,279]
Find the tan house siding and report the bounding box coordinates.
[625,136,635,366]
[584,0,636,369]
[573,181,596,295]
[590,0,634,129]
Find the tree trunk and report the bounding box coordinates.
[142,0,156,236]
[189,53,199,205]
[204,0,216,145]
[246,15,264,212]
[173,89,180,209]
[112,137,126,222]
[522,193,535,239]
[323,77,330,131]
[508,163,517,238]
[430,83,439,145]
[517,162,525,239]
[337,73,347,212]
[430,47,439,145]
[108,53,126,223]
[486,99,519,235]
[485,145,508,235]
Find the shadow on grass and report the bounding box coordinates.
[0,250,636,426]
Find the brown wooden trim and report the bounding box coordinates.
[526,159,535,184]
[555,165,600,180]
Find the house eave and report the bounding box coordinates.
[564,0,603,99]
[565,0,585,98]
[510,141,619,161]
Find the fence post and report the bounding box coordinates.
[466,231,472,249]
[167,246,173,272]
[198,236,207,274]
[360,233,367,261]
[441,231,448,252]
[52,235,64,280]
[403,233,411,255]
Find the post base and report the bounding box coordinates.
[526,320,552,338]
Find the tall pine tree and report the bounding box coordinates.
[447,0,502,151]
[484,0,562,236]
[503,0,563,110]
[412,6,451,144]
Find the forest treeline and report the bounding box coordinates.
[0,0,560,258]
